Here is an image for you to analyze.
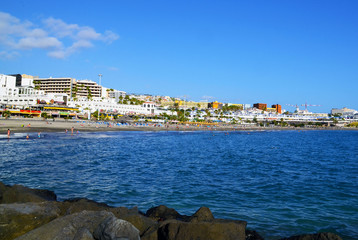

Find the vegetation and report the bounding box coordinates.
[33,80,41,90]
[222,104,243,112]
[2,110,11,119]
[41,112,48,119]
[346,122,358,128]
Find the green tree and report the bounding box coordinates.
[2,110,11,119]
[41,112,48,119]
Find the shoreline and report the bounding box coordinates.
[1,118,356,134]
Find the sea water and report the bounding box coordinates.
[0,130,357,239]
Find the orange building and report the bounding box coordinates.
[271,104,282,114]
[209,101,223,109]
[253,103,267,110]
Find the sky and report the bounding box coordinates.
[1,0,357,113]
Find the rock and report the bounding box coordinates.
[189,206,214,223]
[279,232,343,240]
[0,182,57,203]
[122,213,158,236]
[14,210,140,240]
[146,205,182,221]
[246,229,264,240]
[62,198,114,215]
[157,219,247,240]
[0,202,61,240]
[93,215,140,240]
[141,224,159,240]
[62,198,155,236]
[74,228,95,240]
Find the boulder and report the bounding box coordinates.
[14,210,140,240]
[121,213,158,236]
[73,228,95,240]
[61,199,156,236]
[0,182,57,203]
[93,215,140,240]
[279,232,343,240]
[157,219,247,240]
[61,198,114,215]
[246,229,264,240]
[141,224,159,240]
[0,202,61,240]
[146,205,182,221]
[189,206,214,223]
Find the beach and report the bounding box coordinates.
[0,118,354,135]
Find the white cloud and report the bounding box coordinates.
[76,27,101,40]
[43,17,79,38]
[47,50,66,59]
[0,11,119,59]
[103,30,119,43]
[0,50,19,59]
[17,36,63,49]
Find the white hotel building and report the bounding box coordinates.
[1,74,172,116]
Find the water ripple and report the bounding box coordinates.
[0,130,357,239]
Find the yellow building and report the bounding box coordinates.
[209,101,223,109]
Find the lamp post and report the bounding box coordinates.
[98,74,102,86]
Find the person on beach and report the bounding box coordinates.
[71,126,74,135]
[38,132,41,138]
[65,129,68,133]
[7,129,10,138]
[26,134,29,139]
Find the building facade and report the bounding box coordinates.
[253,103,267,110]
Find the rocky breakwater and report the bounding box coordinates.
[0,182,343,240]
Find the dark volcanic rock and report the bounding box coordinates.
[142,206,247,240]
[146,205,182,221]
[93,214,140,240]
[189,206,214,223]
[157,219,247,240]
[279,232,343,240]
[14,210,140,240]
[0,202,61,240]
[0,182,57,203]
[121,213,158,236]
[62,197,114,215]
[246,229,264,240]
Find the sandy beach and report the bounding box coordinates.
[0,118,236,134]
[0,118,353,135]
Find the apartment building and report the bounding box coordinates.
[74,80,102,98]
[34,78,102,98]
[34,77,75,96]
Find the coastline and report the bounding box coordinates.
[0,118,356,134]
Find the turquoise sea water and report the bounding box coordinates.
[0,130,357,239]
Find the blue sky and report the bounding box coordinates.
[1,0,357,112]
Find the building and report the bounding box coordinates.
[271,104,282,114]
[243,104,251,110]
[173,100,209,109]
[106,89,126,101]
[0,74,63,112]
[34,77,103,99]
[253,103,267,111]
[74,80,102,98]
[208,101,223,109]
[34,77,75,96]
[331,107,357,116]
